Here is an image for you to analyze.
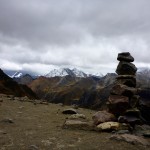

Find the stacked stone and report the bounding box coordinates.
[107,52,141,127]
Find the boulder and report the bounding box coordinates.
[92,111,116,125]
[96,122,120,131]
[108,95,129,116]
[62,108,78,114]
[117,52,134,62]
[110,134,149,146]
[116,61,137,75]
[62,120,94,131]
[111,84,137,97]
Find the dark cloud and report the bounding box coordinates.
[0,0,150,74]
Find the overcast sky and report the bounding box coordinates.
[0,0,150,75]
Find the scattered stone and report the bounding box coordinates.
[62,120,94,131]
[62,108,78,114]
[39,101,49,105]
[0,130,7,134]
[117,52,134,62]
[72,104,79,109]
[29,145,39,150]
[19,106,24,109]
[57,103,64,107]
[67,114,86,120]
[110,134,149,146]
[116,61,137,75]
[92,111,116,125]
[0,118,14,124]
[96,122,120,131]
[96,122,129,132]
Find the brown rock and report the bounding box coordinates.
[116,61,137,75]
[111,84,137,97]
[117,52,134,62]
[108,95,129,116]
[92,111,116,125]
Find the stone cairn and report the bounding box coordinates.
[107,52,141,127]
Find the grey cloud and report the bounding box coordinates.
[0,0,150,74]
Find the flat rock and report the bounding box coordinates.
[96,122,120,131]
[116,77,136,87]
[111,84,137,97]
[118,115,141,127]
[125,108,140,117]
[62,120,94,131]
[92,111,116,125]
[116,61,137,75]
[62,108,78,114]
[110,134,149,146]
[117,52,134,62]
[117,75,136,79]
[108,95,129,116]
[67,114,86,120]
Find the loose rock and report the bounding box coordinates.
[62,108,78,114]
[110,134,149,146]
[92,111,116,125]
[63,120,94,131]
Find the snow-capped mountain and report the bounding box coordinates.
[45,68,87,78]
[10,71,23,78]
[72,68,87,78]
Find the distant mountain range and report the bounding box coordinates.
[45,68,88,78]
[2,67,150,110]
[4,68,103,79]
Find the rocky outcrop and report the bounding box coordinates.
[0,69,37,99]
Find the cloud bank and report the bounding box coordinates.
[0,0,150,74]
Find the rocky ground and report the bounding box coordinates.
[0,94,149,150]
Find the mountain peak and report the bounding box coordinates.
[45,68,87,78]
